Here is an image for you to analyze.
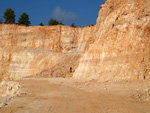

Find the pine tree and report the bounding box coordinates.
[71,23,75,27]
[48,19,59,25]
[18,13,31,26]
[3,8,16,24]
[39,22,44,26]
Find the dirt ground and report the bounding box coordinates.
[0,78,150,113]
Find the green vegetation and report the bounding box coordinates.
[3,8,16,24]
[39,22,44,26]
[85,24,95,27]
[71,23,75,27]
[1,8,80,27]
[59,21,64,25]
[48,19,63,25]
[0,18,3,24]
[18,13,31,26]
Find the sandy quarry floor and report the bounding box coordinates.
[0,78,150,113]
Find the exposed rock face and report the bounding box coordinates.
[73,0,150,81]
[1,0,150,82]
[0,24,94,81]
[0,25,94,53]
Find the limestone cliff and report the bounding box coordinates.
[0,24,94,81]
[1,0,150,82]
[73,0,150,81]
[0,25,94,53]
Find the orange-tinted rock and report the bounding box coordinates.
[73,0,150,81]
[0,24,94,80]
[1,0,150,82]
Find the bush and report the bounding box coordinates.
[48,19,63,25]
[39,22,44,26]
[71,23,75,27]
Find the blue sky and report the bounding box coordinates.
[0,0,106,27]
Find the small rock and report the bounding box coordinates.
[0,102,8,108]
[3,102,8,106]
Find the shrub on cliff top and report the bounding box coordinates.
[48,19,63,25]
[39,22,44,26]
[71,23,75,27]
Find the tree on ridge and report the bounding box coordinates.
[71,23,75,27]
[18,13,31,26]
[48,19,63,25]
[3,8,16,24]
[39,22,44,26]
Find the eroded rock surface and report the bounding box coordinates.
[73,0,150,81]
[0,25,94,81]
[1,0,150,82]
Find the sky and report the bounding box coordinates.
[0,0,106,27]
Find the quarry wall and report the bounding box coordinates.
[1,0,150,82]
[73,0,150,81]
[0,24,94,81]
